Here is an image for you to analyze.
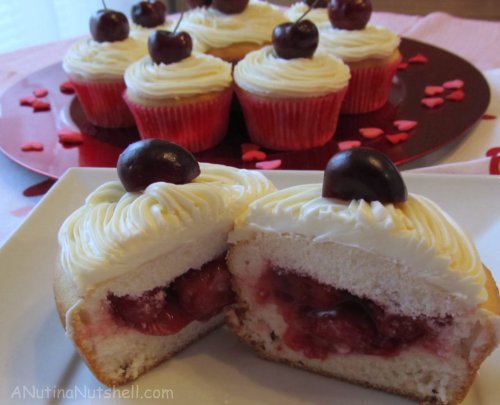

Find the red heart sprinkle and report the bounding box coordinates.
[486,147,500,157]
[397,62,409,70]
[59,81,76,94]
[490,155,500,175]
[241,143,261,154]
[386,133,409,144]
[20,96,36,106]
[21,142,44,152]
[242,150,267,162]
[409,54,428,64]
[58,129,84,145]
[393,120,417,131]
[359,128,384,139]
[338,140,362,150]
[446,90,465,101]
[482,114,497,120]
[424,86,444,96]
[421,97,444,109]
[33,88,49,98]
[32,100,51,112]
[443,79,464,89]
[255,159,282,170]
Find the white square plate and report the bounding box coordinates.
[0,168,499,404]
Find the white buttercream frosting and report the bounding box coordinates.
[319,24,401,63]
[59,164,276,292]
[63,36,147,80]
[124,52,232,99]
[230,184,487,305]
[178,0,287,50]
[234,46,350,98]
[286,3,330,29]
[130,21,173,43]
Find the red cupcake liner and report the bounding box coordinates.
[341,56,402,114]
[70,78,136,128]
[124,87,233,153]
[235,87,347,151]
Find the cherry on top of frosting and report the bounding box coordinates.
[212,0,249,14]
[148,13,192,65]
[322,147,407,203]
[302,0,329,8]
[117,139,201,192]
[131,1,167,28]
[186,0,213,8]
[89,1,130,43]
[328,0,372,31]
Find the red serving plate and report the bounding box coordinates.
[0,38,490,178]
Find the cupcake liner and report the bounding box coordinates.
[124,87,233,153]
[235,87,347,151]
[70,78,136,128]
[341,56,402,114]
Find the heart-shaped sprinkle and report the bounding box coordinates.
[393,120,417,131]
[33,88,49,98]
[443,79,464,89]
[338,140,362,150]
[409,54,428,64]
[421,97,444,109]
[58,129,84,145]
[242,150,267,162]
[59,81,76,95]
[21,142,44,152]
[486,147,500,157]
[19,96,36,106]
[359,127,384,139]
[424,86,444,96]
[241,143,261,154]
[32,100,51,112]
[255,159,282,170]
[386,133,409,144]
[397,62,409,70]
[490,155,500,175]
[482,114,497,120]
[446,90,465,101]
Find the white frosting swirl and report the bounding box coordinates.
[129,21,173,43]
[124,52,232,99]
[286,3,331,29]
[319,24,401,62]
[178,0,287,50]
[230,184,487,304]
[234,46,350,98]
[58,164,275,292]
[63,36,147,80]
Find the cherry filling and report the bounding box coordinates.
[256,267,451,360]
[108,255,234,336]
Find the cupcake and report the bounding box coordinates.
[319,0,401,114]
[63,7,146,128]
[124,30,233,152]
[179,0,288,63]
[286,1,331,30]
[233,19,350,151]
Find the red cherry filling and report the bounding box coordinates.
[256,268,451,359]
[108,255,233,336]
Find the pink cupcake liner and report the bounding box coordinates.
[124,87,233,153]
[235,87,347,151]
[70,78,136,128]
[341,56,402,114]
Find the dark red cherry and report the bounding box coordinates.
[212,0,249,14]
[186,0,212,7]
[328,0,372,30]
[322,147,407,203]
[302,0,329,7]
[148,30,193,65]
[272,20,319,60]
[131,1,167,28]
[117,139,201,192]
[89,9,129,42]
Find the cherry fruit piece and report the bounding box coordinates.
[322,147,407,203]
[117,139,201,192]
[212,0,249,14]
[89,9,129,42]
[131,1,167,28]
[328,0,372,30]
[302,0,329,7]
[272,20,319,59]
[148,30,193,65]
[186,0,212,7]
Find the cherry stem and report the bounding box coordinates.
[172,11,183,34]
[297,0,321,23]
[101,0,107,9]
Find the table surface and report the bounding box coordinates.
[1,10,500,247]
